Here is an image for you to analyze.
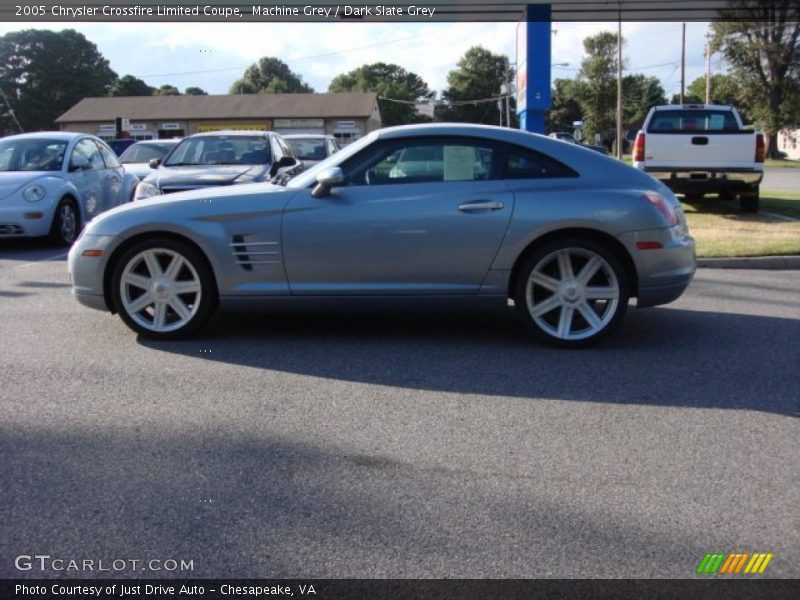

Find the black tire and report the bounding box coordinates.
[740,190,759,213]
[513,238,630,348]
[48,198,81,246]
[110,237,217,339]
[719,191,736,202]
[683,193,703,203]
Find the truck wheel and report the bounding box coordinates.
[684,193,703,203]
[719,191,736,202]
[740,190,759,213]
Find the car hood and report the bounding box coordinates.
[0,172,55,200]
[87,181,295,235]
[122,163,154,180]
[144,164,269,187]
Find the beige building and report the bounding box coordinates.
[55,93,382,146]
[777,128,800,161]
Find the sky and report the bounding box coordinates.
[0,20,718,99]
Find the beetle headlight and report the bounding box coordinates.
[23,184,47,202]
[134,181,160,201]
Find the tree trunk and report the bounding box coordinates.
[767,131,781,160]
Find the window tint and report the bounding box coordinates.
[96,140,121,169]
[647,110,740,133]
[72,138,105,170]
[164,136,271,166]
[353,141,496,186]
[505,146,578,179]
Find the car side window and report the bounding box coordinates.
[504,146,578,179]
[71,138,105,170]
[276,136,295,160]
[348,140,498,186]
[95,140,121,169]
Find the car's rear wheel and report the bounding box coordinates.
[514,238,630,347]
[740,189,759,213]
[49,198,80,246]
[111,238,216,339]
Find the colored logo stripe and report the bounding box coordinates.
[697,552,773,574]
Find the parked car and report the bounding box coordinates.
[133,130,303,200]
[120,139,182,182]
[633,104,764,212]
[0,132,137,245]
[106,139,137,156]
[69,123,695,347]
[283,134,339,168]
[548,132,608,155]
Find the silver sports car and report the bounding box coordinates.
[69,124,696,347]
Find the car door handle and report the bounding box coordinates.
[458,201,504,212]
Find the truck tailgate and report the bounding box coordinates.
[645,132,755,169]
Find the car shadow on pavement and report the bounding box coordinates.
[137,306,799,416]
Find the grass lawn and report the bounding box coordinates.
[682,192,800,257]
[764,158,800,168]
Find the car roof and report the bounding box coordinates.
[2,131,86,141]
[282,134,329,139]
[372,122,549,146]
[185,130,272,138]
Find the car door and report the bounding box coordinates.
[67,138,106,221]
[282,137,514,295]
[94,139,127,206]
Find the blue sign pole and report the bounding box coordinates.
[516,3,551,133]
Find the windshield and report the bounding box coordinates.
[286,138,326,161]
[120,142,178,164]
[163,135,272,166]
[0,138,67,172]
[286,132,377,189]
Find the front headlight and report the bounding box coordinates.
[23,184,47,202]
[134,181,160,201]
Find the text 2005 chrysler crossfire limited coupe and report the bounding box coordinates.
[69,124,696,347]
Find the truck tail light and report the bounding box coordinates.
[633,132,646,162]
[755,133,765,163]
[643,191,679,226]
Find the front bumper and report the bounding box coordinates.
[68,234,118,312]
[0,199,58,238]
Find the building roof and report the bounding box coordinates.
[56,93,379,123]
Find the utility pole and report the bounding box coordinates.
[680,23,686,104]
[616,17,623,159]
[705,40,712,104]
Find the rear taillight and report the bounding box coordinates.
[633,132,645,162]
[643,192,679,226]
[755,133,765,163]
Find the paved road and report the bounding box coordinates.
[0,242,797,579]
[763,167,800,192]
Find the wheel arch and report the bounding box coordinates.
[507,227,639,298]
[102,231,219,314]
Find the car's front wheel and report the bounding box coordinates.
[49,198,80,246]
[514,238,630,347]
[111,238,216,339]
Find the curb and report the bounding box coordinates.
[697,256,800,270]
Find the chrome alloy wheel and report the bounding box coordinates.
[525,248,620,342]
[59,203,77,244]
[119,248,202,333]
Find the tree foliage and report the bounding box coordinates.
[574,31,623,142]
[184,86,208,95]
[711,1,800,156]
[230,57,313,94]
[622,74,666,126]
[546,78,584,133]
[0,29,116,132]
[439,47,515,125]
[109,75,154,97]
[153,84,181,96]
[328,62,433,126]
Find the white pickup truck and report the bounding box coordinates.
[633,104,764,212]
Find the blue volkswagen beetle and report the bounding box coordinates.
[0,132,137,245]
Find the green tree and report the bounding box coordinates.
[574,31,623,143]
[154,84,181,96]
[109,75,154,97]
[328,62,433,126]
[0,29,117,132]
[546,78,585,133]
[184,86,208,95]
[230,57,313,94]
[686,73,749,118]
[712,2,800,157]
[622,74,666,126]
[440,46,514,125]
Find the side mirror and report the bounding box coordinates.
[269,156,297,178]
[69,155,90,172]
[149,158,161,169]
[312,167,344,198]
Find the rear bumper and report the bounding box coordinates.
[644,168,762,194]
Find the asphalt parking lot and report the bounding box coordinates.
[0,241,798,579]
